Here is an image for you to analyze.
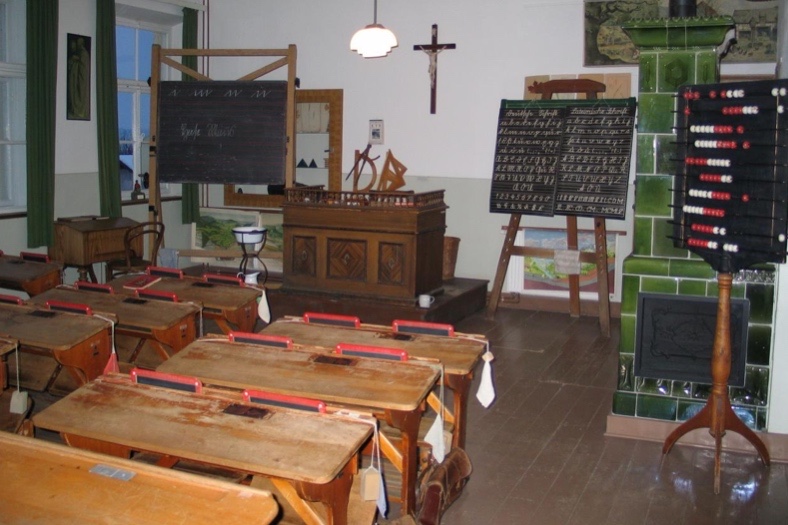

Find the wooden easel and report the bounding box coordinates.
[487,79,611,337]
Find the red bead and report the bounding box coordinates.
[742,194,750,202]
[737,125,745,134]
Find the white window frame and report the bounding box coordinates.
[116,12,179,201]
[0,0,26,212]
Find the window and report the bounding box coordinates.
[0,0,26,211]
[115,22,161,199]
[116,0,185,200]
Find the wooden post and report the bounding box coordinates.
[662,273,770,493]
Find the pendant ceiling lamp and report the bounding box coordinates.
[350,0,398,58]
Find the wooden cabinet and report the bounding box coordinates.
[50,217,140,281]
[283,189,447,301]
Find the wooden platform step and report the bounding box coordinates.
[268,278,488,325]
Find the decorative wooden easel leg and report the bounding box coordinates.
[662,273,770,493]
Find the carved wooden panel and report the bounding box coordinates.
[378,242,404,285]
[291,236,316,276]
[327,239,366,281]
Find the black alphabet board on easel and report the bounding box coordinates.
[487,96,635,335]
[489,98,636,219]
[157,80,288,185]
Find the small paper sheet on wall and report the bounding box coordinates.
[554,249,581,275]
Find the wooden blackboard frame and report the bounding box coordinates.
[148,45,297,224]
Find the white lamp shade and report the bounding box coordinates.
[350,23,398,58]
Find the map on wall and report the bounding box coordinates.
[584,0,779,66]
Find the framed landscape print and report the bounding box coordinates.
[584,0,779,66]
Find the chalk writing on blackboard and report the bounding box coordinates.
[489,98,636,219]
[157,80,288,185]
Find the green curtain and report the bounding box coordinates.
[96,0,121,217]
[25,1,58,247]
[180,7,200,224]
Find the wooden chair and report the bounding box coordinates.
[105,221,164,282]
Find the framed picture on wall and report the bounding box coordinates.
[584,0,779,67]
[66,33,91,121]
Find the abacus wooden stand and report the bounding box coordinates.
[662,272,770,493]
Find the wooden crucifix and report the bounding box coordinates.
[413,24,455,114]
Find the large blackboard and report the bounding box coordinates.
[489,98,636,219]
[157,80,288,185]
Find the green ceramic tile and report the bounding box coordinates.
[638,52,657,93]
[728,366,769,407]
[747,325,771,367]
[635,175,672,216]
[658,51,692,92]
[621,275,640,314]
[692,380,711,394]
[641,276,678,294]
[732,406,757,430]
[638,93,675,134]
[655,134,679,175]
[672,381,693,398]
[653,219,686,257]
[751,366,769,406]
[635,377,671,396]
[695,51,718,84]
[636,394,678,421]
[678,279,706,296]
[620,314,637,354]
[633,218,653,256]
[636,134,656,174]
[757,408,767,431]
[747,283,775,324]
[622,256,668,276]
[612,392,637,416]
[731,283,746,299]
[618,354,634,391]
[677,399,704,421]
[669,259,716,279]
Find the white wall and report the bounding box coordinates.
[767,2,788,434]
[203,0,638,284]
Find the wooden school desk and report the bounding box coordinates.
[0,336,30,433]
[0,432,279,525]
[33,373,372,525]
[262,316,487,449]
[0,302,111,391]
[156,336,440,515]
[0,336,15,390]
[110,272,260,333]
[28,287,199,363]
[0,253,62,296]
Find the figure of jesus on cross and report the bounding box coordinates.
[413,24,456,114]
